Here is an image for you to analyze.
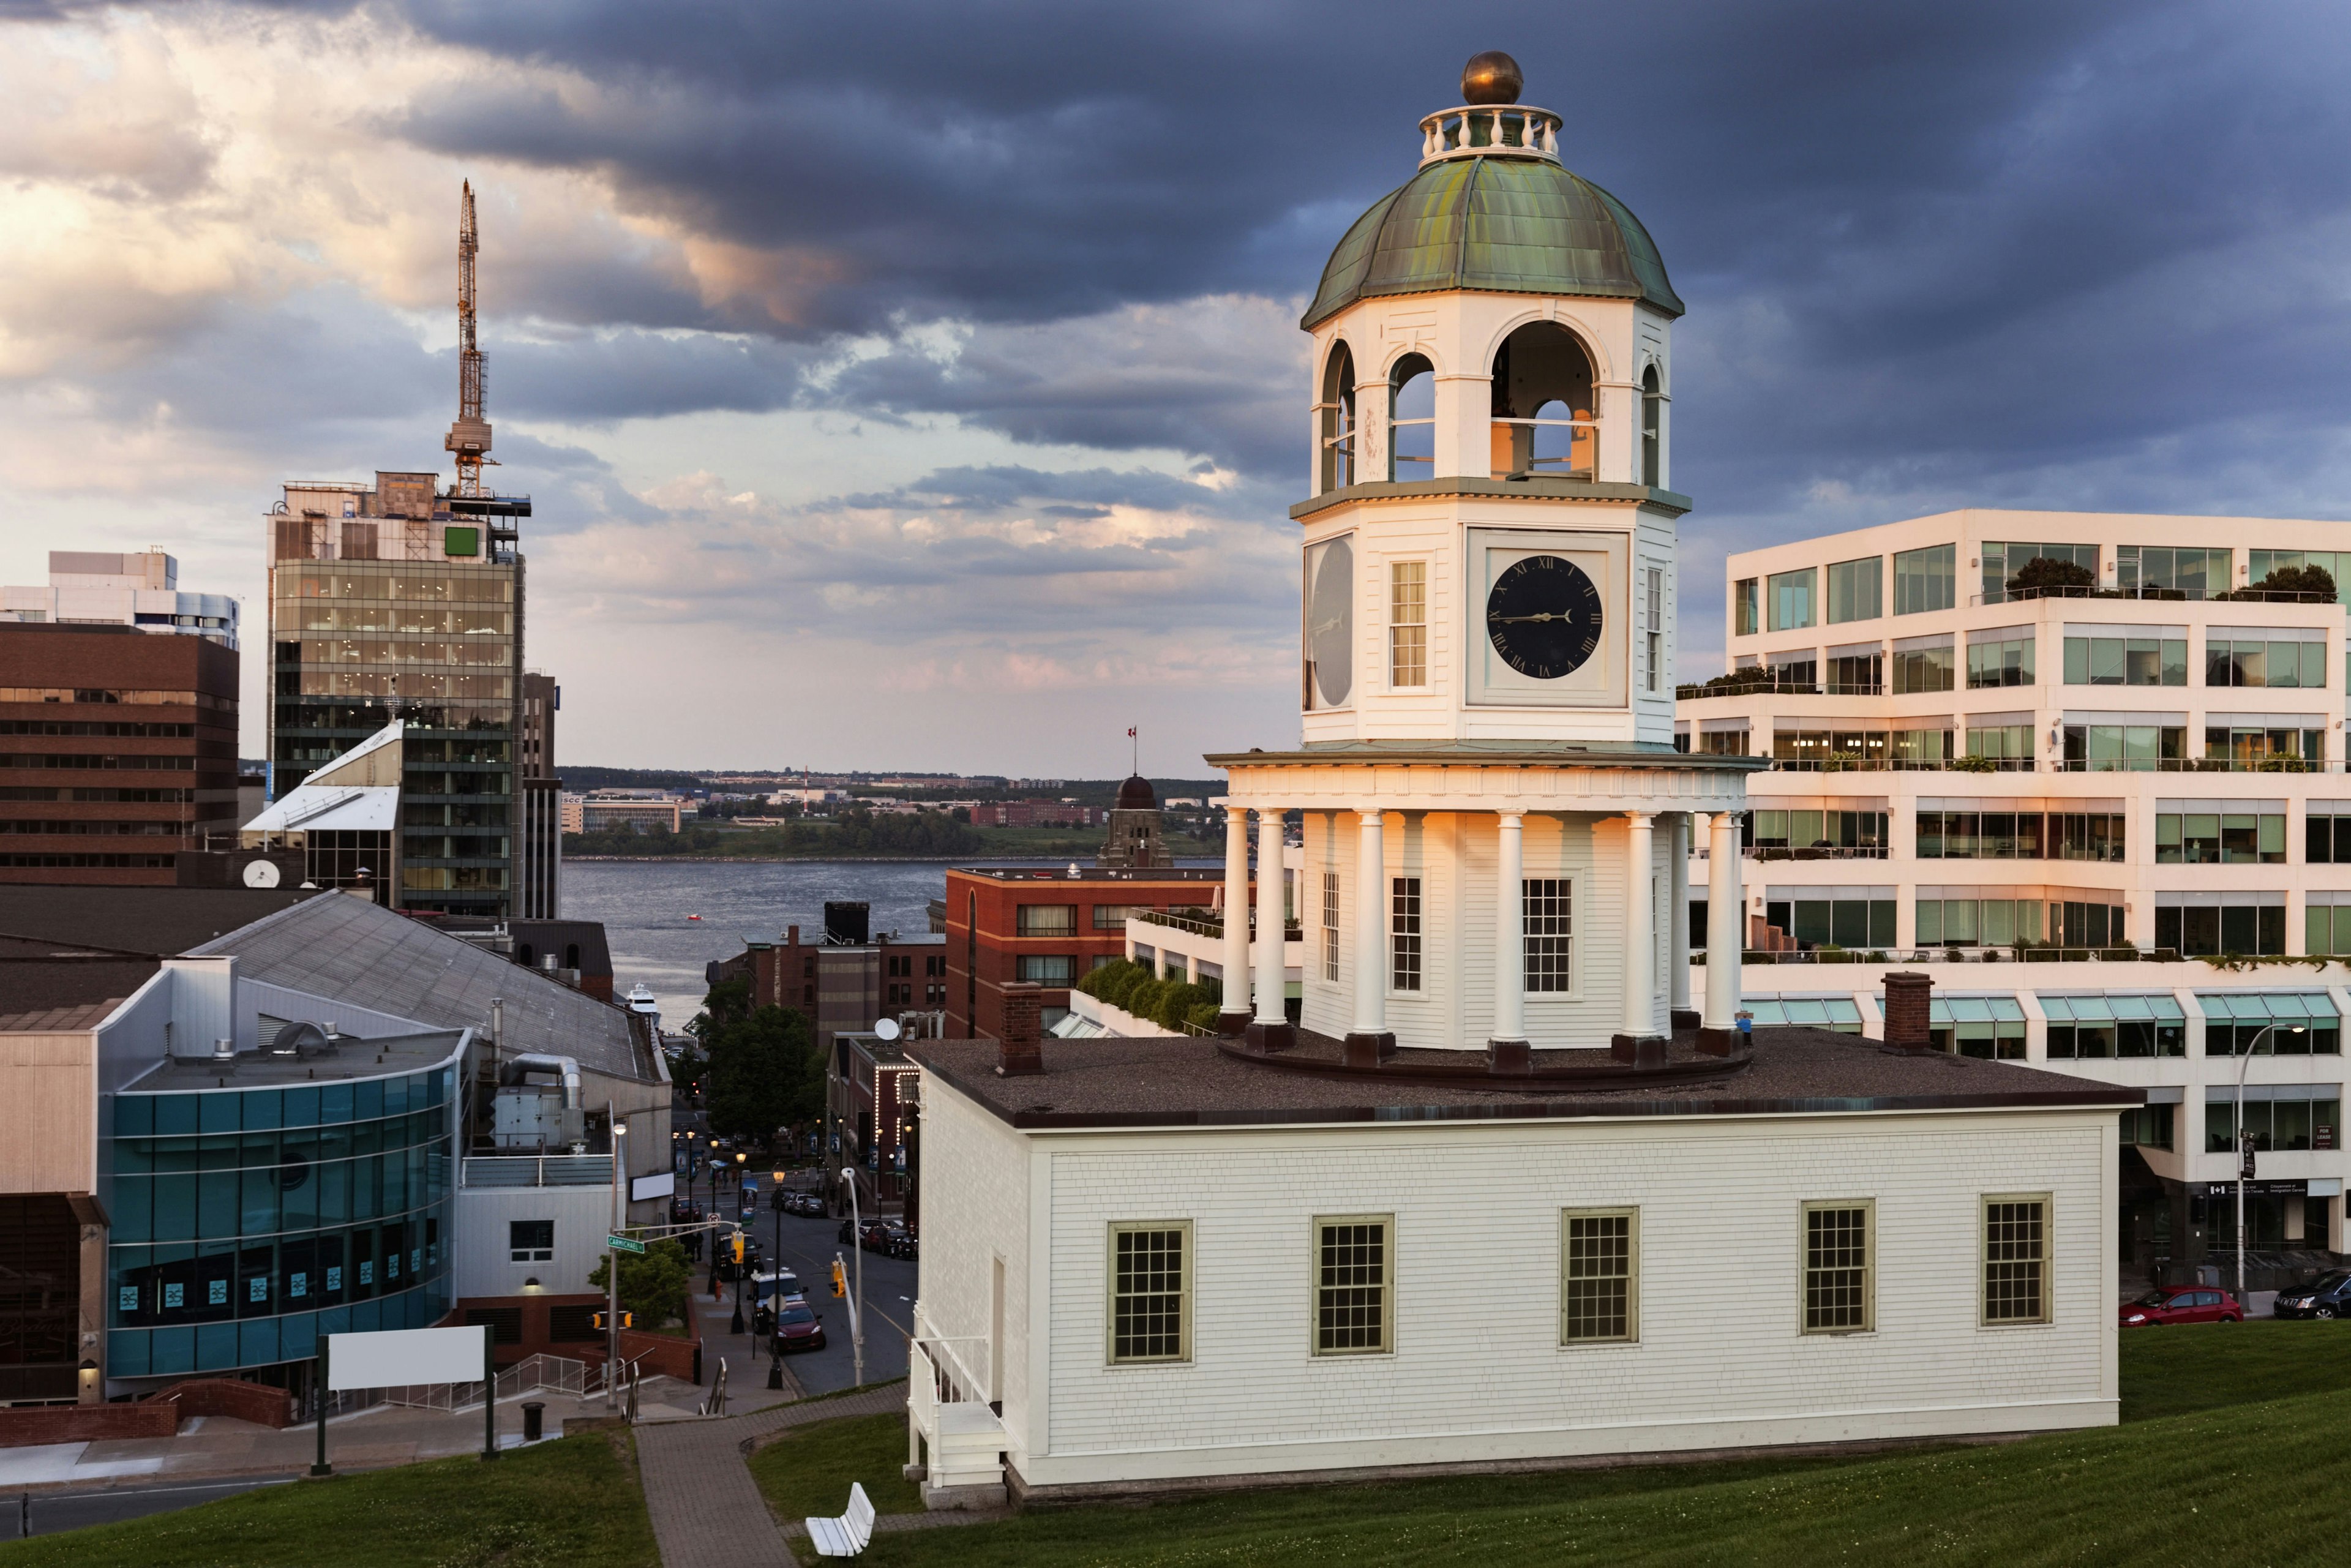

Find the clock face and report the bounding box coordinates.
[1306,536,1354,707]
[1485,554,1604,680]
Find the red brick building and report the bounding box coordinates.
[968,800,1102,828]
[730,924,949,1057]
[0,625,239,885]
[943,865,1236,1040]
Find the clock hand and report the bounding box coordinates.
[1487,613,1578,623]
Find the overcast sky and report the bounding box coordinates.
[7,1,2351,775]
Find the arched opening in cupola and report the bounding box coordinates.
[1318,342,1357,492]
[1641,365,1663,487]
[1488,322,1595,479]
[1387,354,1434,480]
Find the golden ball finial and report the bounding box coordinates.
[1461,50,1523,105]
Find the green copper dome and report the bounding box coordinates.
[1303,156,1684,329]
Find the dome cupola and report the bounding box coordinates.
[1304,53,1682,329]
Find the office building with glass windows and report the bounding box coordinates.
[1682,507,2351,1277]
[266,473,530,917]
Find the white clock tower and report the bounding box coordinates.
[1210,52,1765,1073]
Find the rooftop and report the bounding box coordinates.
[910,1027,2140,1132]
[0,886,326,956]
[187,895,656,1084]
[129,1027,467,1090]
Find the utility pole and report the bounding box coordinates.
[606,1106,624,1409]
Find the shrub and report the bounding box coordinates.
[2254,563,2337,601]
[2006,556,2095,597]
[1185,1002,1222,1032]
[1152,981,1213,1029]
[1074,958,1143,1002]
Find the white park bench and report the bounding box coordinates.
[806,1482,875,1558]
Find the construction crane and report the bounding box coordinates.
[444,181,494,498]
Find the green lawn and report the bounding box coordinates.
[860,1322,2351,1567]
[7,1433,657,1568]
[2118,1316,2351,1420]
[748,1411,924,1520]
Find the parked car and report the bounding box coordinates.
[771,1300,827,1353]
[2120,1287,2244,1326]
[2274,1270,2351,1319]
[878,1222,918,1261]
[785,1192,825,1217]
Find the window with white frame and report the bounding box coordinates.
[1524,878,1571,992]
[1981,1196,2049,1325]
[1390,877,1422,991]
[1321,871,1340,981]
[1389,561,1427,688]
[1108,1221,1191,1363]
[1313,1215,1392,1354]
[1645,566,1664,692]
[1802,1201,1873,1333]
[1561,1208,1638,1343]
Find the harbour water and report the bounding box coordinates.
[563,859,962,1028]
[564,856,1220,1030]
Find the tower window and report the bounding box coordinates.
[1640,366,1662,487]
[1318,342,1357,492]
[1389,561,1427,688]
[1490,322,1596,479]
[1389,354,1434,479]
[1644,567,1664,692]
[1524,879,1572,992]
[1321,871,1340,981]
[1390,877,1422,992]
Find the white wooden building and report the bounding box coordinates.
[906,51,2137,1505]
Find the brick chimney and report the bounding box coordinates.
[1881,971,1933,1054]
[996,981,1044,1076]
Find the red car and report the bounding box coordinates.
[771,1300,828,1353]
[2120,1287,2243,1326]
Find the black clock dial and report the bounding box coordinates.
[1485,553,1603,680]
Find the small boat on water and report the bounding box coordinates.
[687,913,702,921]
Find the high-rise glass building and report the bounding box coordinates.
[267,473,528,916]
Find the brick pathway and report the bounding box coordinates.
[636,1383,907,1568]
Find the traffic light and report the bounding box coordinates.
[830,1258,847,1299]
[732,1232,745,1266]
[591,1311,635,1330]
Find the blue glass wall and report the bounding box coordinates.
[104,1063,457,1379]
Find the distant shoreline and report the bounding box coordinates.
[568,854,1223,865]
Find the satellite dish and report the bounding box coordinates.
[874,1018,903,1042]
[242,859,282,888]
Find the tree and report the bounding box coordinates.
[2005,556,2095,598]
[704,1003,820,1149]
[588,1237,691,1330]
[2252,563,2338,601]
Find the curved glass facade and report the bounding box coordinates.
[104,1062,457,1379]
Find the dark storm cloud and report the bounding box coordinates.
[35,0,2351,549]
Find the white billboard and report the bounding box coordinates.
[631,1170,675,1202]
[326,1326,488,1391]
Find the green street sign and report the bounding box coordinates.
[607,1235,647,1255]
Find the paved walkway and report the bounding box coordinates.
[635,1383,907,1568]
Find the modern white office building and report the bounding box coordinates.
[1680,508,2351,1267]
[1,550,239,648]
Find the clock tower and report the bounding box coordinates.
[1209,53,1766,1073]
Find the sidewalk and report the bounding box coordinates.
[636,1382,906,1568]
[0,1387,614,1494]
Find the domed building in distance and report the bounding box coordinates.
[1095,773,1172,869]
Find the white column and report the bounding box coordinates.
[1704,808,1742,1030]
[1622,812,1657,1039]
[1218,804,1251,1026]
[1669,814,1692,1016]
[1492,810,1527,1046]
[1254,809,1286,1027]
[1352,808,1387,1040]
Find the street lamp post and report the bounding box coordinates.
[2233,1019,2303,1304]
[841,1165,864,1387]
[606,1118,628,1411]
[728,1152,748,1337]
[767,1167,787,1390]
